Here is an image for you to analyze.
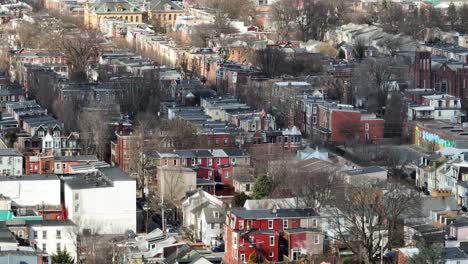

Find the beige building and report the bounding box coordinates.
[158,166,196,205]
[148,0,186,31]
[84,0,143,29]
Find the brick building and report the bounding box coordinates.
[412,51,468,101]
[313,103,384,144]
[224,208,323,263]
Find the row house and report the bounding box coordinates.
[54,155,99,174]
[151,148,250,185]
[224,208,324,264]
[0,88,25,109]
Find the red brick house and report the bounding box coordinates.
[315,104,384,144]
[224,208,323,264]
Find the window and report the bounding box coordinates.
[283,219,288,229]
[75,204,79,212]
[211,223,215,229]
[313,106,317,114]
[56,230,61,239]
[439,111,442,117]
[268,220,273,229]
[62,164,66,170]
[43,231,47,239]
[312,219,317,227]
[245,184,251,191]
[292,249,300,260]
[198,158,202,165]
[224,138,229,145]
[231,158,236,164]
[365,123,369,131]
[191,159,195,166]
[173,159,177,166]
[269,252,274,258]
[42,243,46,251]
[247,220,252,229]
[208,159,212,166]
[164,159,168,166]
[208,171,212,178]
[314,234,320,244]
[33,231,38,239]
[56,243,61,252]
[74,193,79,200]
[239,220,244,230]
[216,159,220,165]
[313,116,317,124]
[169,14,172,20]
[215,139,220,145]
[269,236,275,246]
[240,253,246,262]
[18,230,24,238]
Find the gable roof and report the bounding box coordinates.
[232,208,318,219]
[201,207,226,224]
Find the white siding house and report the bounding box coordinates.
[28,220,77,261]
[199,207,226,246]
[0,149,23,176]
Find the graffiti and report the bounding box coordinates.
[415,126,455,148]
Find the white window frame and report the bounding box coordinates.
[269,252,274,258]
[240,253,246,262]
[209,159,212,166]
[239,220,244,230]
[283,219,288,229]
[269,236,275,246]
[314,234,320,244]
[268,220,273,229]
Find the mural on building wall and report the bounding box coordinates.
[414,126,455,150]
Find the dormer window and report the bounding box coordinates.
[214,211,219,218]
[164,3,172,10]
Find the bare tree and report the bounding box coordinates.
[377,36,402,58]
[252,47,286,78]
[337,120,360,146]
[353,37,367,61]
[352,57,398,113]
[78,110,112,160]
[161,119,200,149]
[271,0,300,41]
[298,0,337,42]
[54,32,99,81]
[331,183,420,263]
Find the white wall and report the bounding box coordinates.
[0,177,60,206]
[65,181,137,234]
[0,156,23,176]
[200,216,223,246]
[29,225,77,261]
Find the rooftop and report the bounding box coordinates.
[232,208,318,219]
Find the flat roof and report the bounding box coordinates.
[0,174,59,181]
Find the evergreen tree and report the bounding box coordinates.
[233,192,249,207]
[252,175,272,199]
[448,2,458,30]
[51,249,74,264]
[338,49,346,59]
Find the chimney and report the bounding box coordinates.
[118,122,123,133]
